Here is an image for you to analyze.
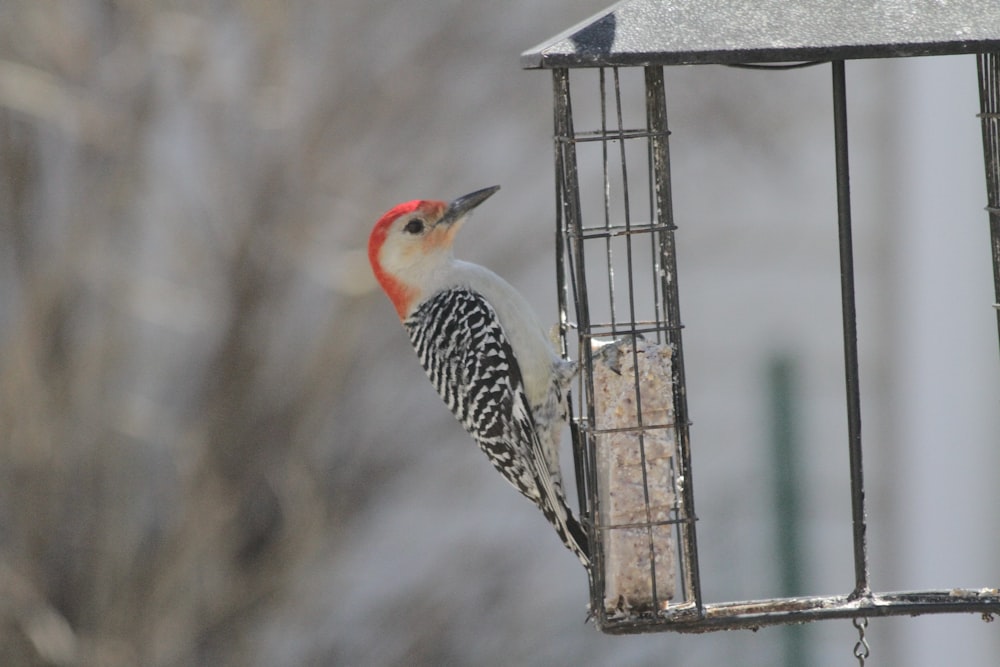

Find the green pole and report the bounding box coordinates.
[769,355,807,666]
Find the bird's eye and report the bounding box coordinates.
[403,218,425,235]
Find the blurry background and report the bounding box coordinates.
[0,1,998,665]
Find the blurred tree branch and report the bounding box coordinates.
[0,2,385,665]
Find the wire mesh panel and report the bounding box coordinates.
[553,65,701,632]
[978,52,1000,356]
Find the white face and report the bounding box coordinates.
[376,201,461,285]
[369,186,498,317]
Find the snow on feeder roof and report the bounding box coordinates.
[522,0,1000,68]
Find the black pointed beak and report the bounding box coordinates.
[438,185,500,227]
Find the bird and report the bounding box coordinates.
[367,185,589,567]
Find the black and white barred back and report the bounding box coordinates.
[404,287,589,566]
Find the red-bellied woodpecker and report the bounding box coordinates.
[368,185,589,567]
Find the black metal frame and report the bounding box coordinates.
[553,58,1000,634]
[979,53,1000,356]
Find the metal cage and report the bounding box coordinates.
[524,0,1000,635]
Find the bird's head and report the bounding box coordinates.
[368,185,500,319]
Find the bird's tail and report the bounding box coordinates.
[564,508,591,568]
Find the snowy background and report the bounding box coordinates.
[0,1,998,665]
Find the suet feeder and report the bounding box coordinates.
[522,0,1000,637]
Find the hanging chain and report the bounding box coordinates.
[852,616,871,665]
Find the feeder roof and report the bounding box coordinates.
[521,0,1000,68]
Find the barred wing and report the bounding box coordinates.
[404,288,589,564]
